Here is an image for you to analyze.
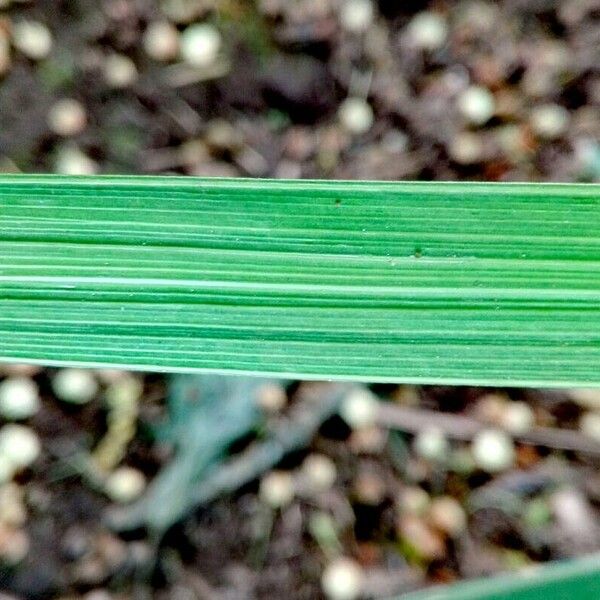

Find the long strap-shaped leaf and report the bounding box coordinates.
[1,175,599,386]
[400,553,600,600]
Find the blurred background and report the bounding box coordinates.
[1,1,600,599]
[1,0,599,181]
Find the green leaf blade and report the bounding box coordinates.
[1,175,599,386]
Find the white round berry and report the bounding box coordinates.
[54,145,98,175]
[406,12,448,51]
[338,97,374,135]
[428,496,467,537]
[321,557,364,600]
[12,20,53,60]
[301,454,337,492]
[413,427,449,462]
[457,86,495,125]
[340,0,374,34]
[579,412,600,442]
[104,53,138,88]
[501,401,535,434]
[448,131,483,164]
[47,99,87,137]
[52,369,98,405]
[259,471,294,509]
[0,425,41,469]
[340,388,378,429]
[143,21,180,61]
[255,383,287,413]
[529,104,569,140]
[104,467,146,503]
[471,429,515,473]
[180,23,221,68]
[0,377,40,420]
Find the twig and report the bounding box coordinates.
[361,566,424,598]
[376,403,600,456]
[107,383,351,532]
[162,59,231,87]
[189,383,349,505]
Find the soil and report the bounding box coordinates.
[0,1,599,599]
